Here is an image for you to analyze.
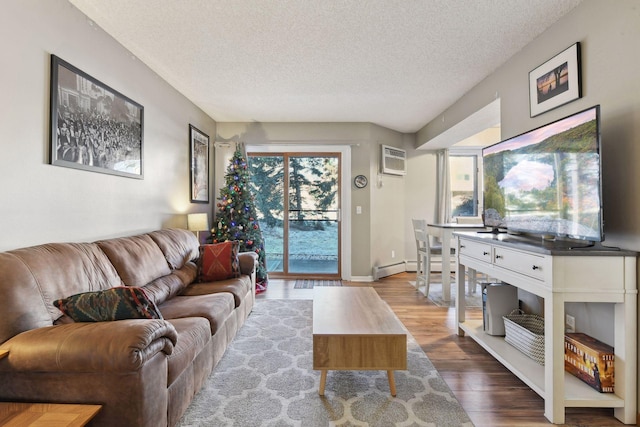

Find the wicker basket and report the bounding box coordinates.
[503,309,545,365]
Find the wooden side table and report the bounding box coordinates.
[0,402,101,427]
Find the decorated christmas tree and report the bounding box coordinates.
[211,147,268,292]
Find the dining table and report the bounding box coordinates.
[426,222,488,302]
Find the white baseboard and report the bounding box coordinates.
[349,275,374,282]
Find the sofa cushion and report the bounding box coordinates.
[0,243,125,335]
[165,317,211,386]
[148,229,200,270]
[173,262,198,286]
[54,287,163,322]
[181,275,252,308]
[159,294,234,335]
[197,242,240,282]
[142,272,189,306]
[97,234,171,287]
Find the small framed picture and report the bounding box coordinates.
[189,124,210,203]
[529,42,581,117]
[50,55,144,178]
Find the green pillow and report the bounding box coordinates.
[54,287,163,322]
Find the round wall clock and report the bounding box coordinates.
[354,175,368,188]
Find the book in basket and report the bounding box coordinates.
[564,333,614,393]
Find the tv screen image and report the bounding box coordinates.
[482,105,603,241]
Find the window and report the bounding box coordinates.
[449,149,482,218]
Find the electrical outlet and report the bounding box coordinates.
[565,314,576,333]
[391,250,395,259]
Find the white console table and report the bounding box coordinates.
[455,232,637,424]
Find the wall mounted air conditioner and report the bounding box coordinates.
[380,145,406,175]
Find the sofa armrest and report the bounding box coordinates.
[238,251,258,276]
[0,319,177,372]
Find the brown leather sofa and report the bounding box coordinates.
[0,228,257,426]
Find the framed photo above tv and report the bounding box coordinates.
[529,42,581,117]
[189,124,210,203]
[49,55,144,178]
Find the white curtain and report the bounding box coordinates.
[436,149,451,224]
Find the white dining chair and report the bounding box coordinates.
[412,219,455,298]
[412,219,432,297]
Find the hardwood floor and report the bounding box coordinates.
[257,272,626,427]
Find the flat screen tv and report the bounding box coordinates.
[482,105,603,242]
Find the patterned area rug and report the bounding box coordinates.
[293,279,343,289]
[178,299,474,427]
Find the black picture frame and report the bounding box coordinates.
[189,124,210,203]
[529,42,581,117]
[49,55,144,178]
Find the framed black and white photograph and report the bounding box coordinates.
[189,124,210,203]
[50,55,144,178]
[529,42,581,117]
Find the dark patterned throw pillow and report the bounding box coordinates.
[54,287,163,322]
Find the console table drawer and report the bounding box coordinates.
[459,239,492,263]
[493,247,547,281]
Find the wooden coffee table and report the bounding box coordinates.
[0,402,101,427]
[312,287,407,396]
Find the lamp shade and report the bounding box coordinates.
[187,213,209,232]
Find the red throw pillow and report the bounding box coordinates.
[198,241,240,282]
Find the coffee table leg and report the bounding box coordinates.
[319,370,327,395]
[387,370,397,396]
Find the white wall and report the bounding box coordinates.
[0,0,216,251]
[216,122,412,279]
[417,0,640,407]
[368,125,411,275]
[0,1,437,280]
[418,0,640,252]
[404,148,438,261]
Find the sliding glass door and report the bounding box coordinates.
[248,153,341,278]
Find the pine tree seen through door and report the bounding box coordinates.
[248,153,341,278]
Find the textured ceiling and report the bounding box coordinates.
[68,0,582,133]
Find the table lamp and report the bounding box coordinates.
[187,213,209,243]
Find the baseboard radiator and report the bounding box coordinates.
[406,261,451,272]
[372,261,407,281]
[391,259,455,274]
[372,259,457,281]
